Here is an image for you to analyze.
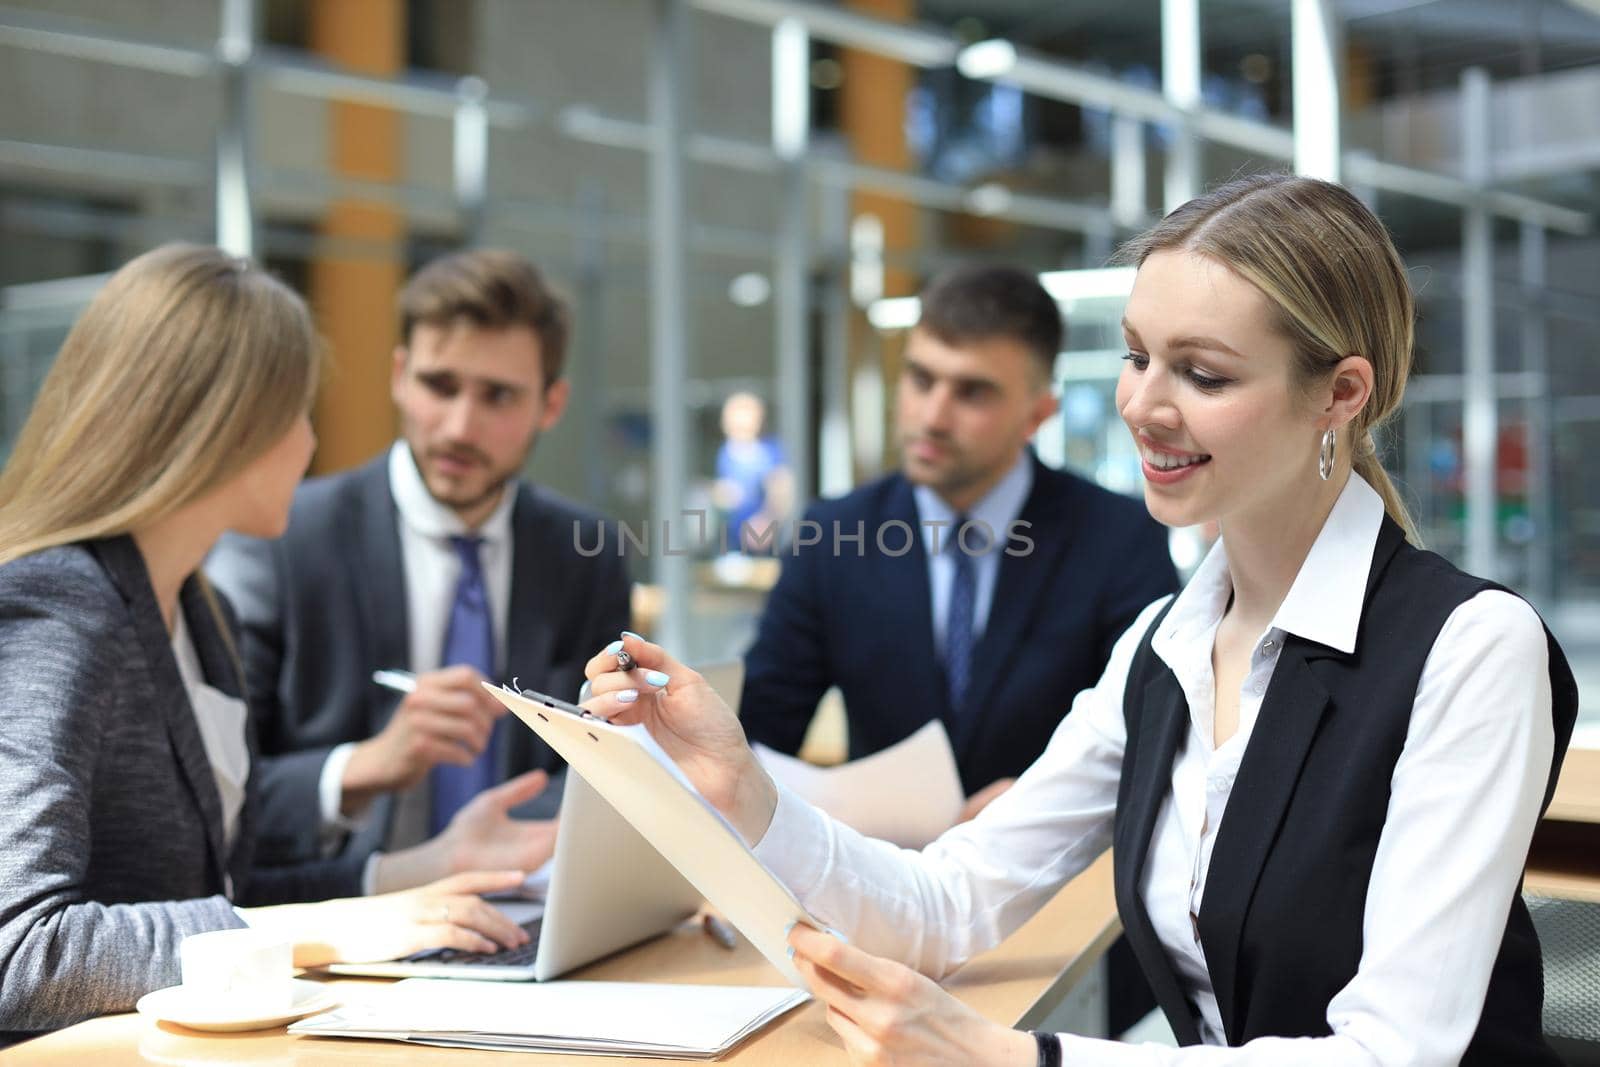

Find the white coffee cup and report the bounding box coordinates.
[178,929,293,1013]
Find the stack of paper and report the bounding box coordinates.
[752,719,965,848]
[290,978,808,1058]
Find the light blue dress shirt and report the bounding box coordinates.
[914,448,1034,657]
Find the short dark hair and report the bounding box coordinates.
[399,249,571,383]
[917,264,1062,378]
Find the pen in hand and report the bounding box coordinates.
[372,669,418,694]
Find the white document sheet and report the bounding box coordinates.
[752,719,965,848]
[290,978,808,1058]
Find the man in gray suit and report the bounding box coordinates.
[210,250,630,893]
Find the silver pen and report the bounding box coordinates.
[701,913,737,951]
[371,669,418,694]
[606,638,635,672]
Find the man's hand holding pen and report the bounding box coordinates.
[343,664,508,814]
[358,668,559,893]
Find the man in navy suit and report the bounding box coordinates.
[740,264,1177,819]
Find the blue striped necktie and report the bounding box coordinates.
[944,515,976,718]
[429,535,498,835]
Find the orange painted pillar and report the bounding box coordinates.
[307,0,407,475]
[1346,41,1376,112]
[841,0,919,477]
[841,0,918,301]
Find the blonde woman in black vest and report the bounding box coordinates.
[583,175,1578,1065]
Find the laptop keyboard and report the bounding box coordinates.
[405,916,545,967]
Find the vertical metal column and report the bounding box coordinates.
[1,321,27,458]
[1346,149,1378,211]
[453,76,490,246]
[1110,113,1146,231]
[817,182,853,498]
[772,16,813,504]
[1161,0,1201,212]
[847,213,887,479]
[1292,0,1341,181]
[1460,67,1497,579]
[649,0,692,649]
[216,0,255,257]
[1084,220,1115,268]
[1520,221,1553,604]
[574,186,610,511]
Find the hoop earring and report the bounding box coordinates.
[1318,428,1337,481]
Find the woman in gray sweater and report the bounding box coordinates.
[0,244,536,1036]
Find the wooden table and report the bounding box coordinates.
[1545,747,1600,826]
[8,743,1589,1064]
[4,857,1120,1065]
[1526,747,1600,903]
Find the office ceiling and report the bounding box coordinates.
[911,0,1600,84]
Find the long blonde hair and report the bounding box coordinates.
[0,243,320,565]
[1116,173,1421,545]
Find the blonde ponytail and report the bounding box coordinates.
[1354,452,1421,548]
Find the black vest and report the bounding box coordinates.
[1113,517,1579,1063]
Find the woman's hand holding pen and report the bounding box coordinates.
[581,632,779,846]
[580,634,1030,1065]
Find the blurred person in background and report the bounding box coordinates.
[713,390,793,554]
[740,264,1177,821]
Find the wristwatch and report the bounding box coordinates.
[1030,1030,1062,1067]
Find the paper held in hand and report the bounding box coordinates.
[752,719,965,849]
[483,683,820,988]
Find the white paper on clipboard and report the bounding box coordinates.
[484,684,818,987]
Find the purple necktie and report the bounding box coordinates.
[429,535,498,835]
[945,515,976,717]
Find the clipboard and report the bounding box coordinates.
[484,683,818,987]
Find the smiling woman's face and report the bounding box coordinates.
[1116,248,1326,533]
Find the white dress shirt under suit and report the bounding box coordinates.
[914,448,1033,656]
[753,473,1555,1065]
[172,612,249,858]
[315,442,519,887]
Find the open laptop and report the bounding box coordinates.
[325,764,702,982]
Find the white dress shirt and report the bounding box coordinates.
[171,612,250,862]
[753,473,1554,1065]
[914,448,1033,655]
[386,440,516,677]
[316,442,519,860]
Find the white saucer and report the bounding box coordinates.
[136,977,338,1032]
